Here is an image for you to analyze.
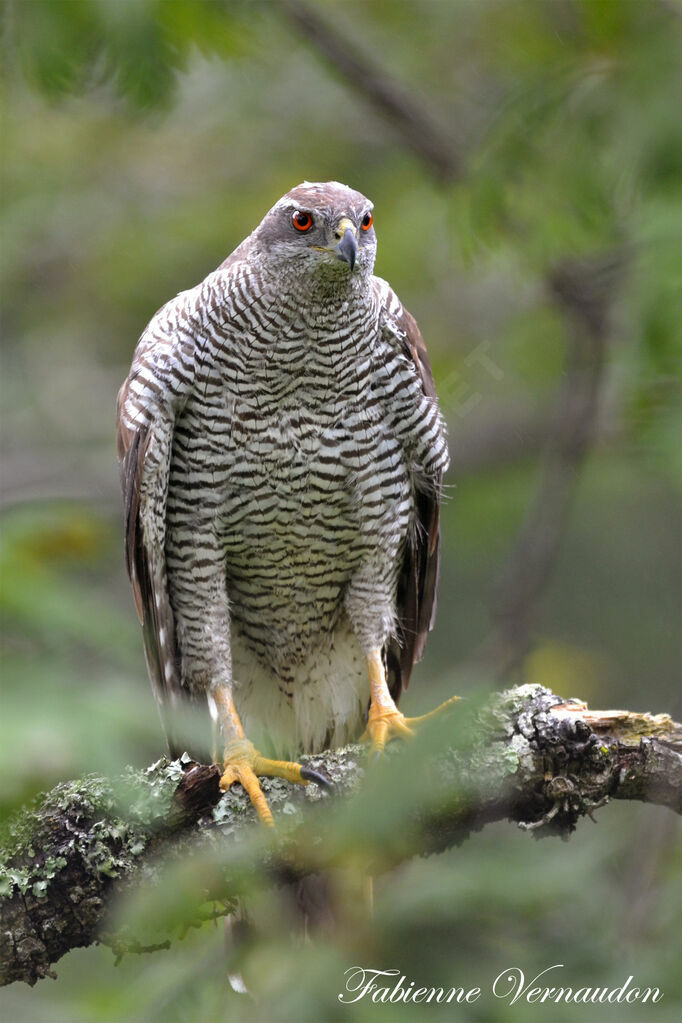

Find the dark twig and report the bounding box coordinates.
[477,250,628,675]
[276,0,461,181]
[449,404,621,476]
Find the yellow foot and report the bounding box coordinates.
[360,696,460,756]
[219,738,331,826]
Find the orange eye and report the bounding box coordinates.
[361,212,373,231]
[292,210,313,232]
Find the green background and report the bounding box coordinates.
[1,2,680,1021]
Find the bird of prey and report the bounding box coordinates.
[117,181,452,824]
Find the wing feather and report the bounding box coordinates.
[116,330,193,756]
[375,284,446,702]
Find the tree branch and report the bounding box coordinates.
[475,251,628,676]
[1,684,679,987]
[276,0,461,181]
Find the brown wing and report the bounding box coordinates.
[382,300,444,703]
[116,372,189,757]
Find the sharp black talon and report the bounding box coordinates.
[300,766,334,792]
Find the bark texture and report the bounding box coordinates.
[1,684,680,987]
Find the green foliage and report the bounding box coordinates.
[8,0,252,110]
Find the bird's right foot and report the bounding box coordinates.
[219,738,330,826]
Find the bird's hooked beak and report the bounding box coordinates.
[334,217,358,271]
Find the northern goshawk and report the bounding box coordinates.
[117,181,452,823]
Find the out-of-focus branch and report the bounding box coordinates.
[276,0,461,180]
[2,684,680,987]
[476,250,628,676]
[449,404,622,476]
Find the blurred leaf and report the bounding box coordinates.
[8,0,253,109]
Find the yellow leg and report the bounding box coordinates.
[360,649,459,755]
[213,688,329,826]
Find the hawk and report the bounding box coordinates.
[117,181,452,824]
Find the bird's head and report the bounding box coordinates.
[253,181,376,283]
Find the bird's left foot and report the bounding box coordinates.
[360,696,460,756]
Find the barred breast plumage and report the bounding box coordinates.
[117,181,449,770]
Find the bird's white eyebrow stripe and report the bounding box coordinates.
[272,198,375,216]
[273,199,304,212]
